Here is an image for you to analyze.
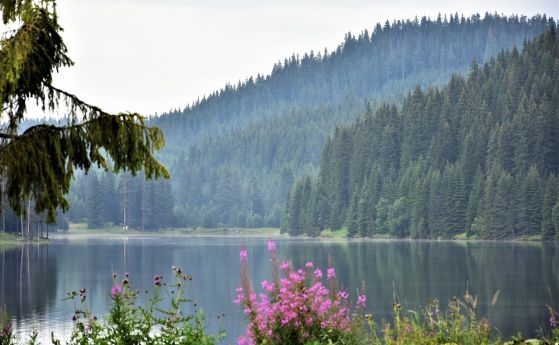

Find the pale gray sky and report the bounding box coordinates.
[29,0,559,116]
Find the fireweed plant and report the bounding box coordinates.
[233,241,559,345]
[50,267,224,345]
[234,240,366,345]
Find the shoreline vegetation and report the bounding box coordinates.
[1,241,558,345]
[0,233,48,247]
[0,222,546,244]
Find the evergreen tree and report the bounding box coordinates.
[541,175,559,240]
[85,172,103,229]
[286,28,559,240]
[0,0,168,223]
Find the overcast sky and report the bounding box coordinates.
[29,0,559,116]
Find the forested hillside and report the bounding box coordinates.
[282,28,559,240]
[4,14,553,232]
[157,14,552,228]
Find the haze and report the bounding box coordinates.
[38,0,559,116]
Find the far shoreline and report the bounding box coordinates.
[1,223,552,245]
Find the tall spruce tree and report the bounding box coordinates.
[0,0,168,223]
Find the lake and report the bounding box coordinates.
[1,235,558,343]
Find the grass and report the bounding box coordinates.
[65,223,547,242]
[64,223,281,237]
[0,232,22,249]
[320,227,349,238]
[0,232,21,242]
[164,227,280,236]
[0,232,49,248]
[69,223,127,234]
[515,234,542,241]
[453,232,472,240]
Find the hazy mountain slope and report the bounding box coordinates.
[155,14,551,153]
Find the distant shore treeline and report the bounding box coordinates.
[281,28,559,240]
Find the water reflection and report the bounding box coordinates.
[0,245,57,333]
[0,237,557,343]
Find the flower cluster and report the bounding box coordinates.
[111,284,123,298]
[50,268,223,345]
[234,240,365,345]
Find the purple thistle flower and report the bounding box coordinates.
[111,284,123,298]
[550,315,558,328]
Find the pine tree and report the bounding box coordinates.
[0,0,168,223]
[484,168,515,239]
[388,197,409,238]
[541,174,558,240]
[374,197,391,235]
[346,189,360,237]
[285,180,305,236]
[101,172,119,226]
[466,167,484,236]
[552,202,559,239]
[153,179,174,229]
[428,170,446,238]
[85,172,103,229]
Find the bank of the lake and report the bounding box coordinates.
[0,233,49,248]
[61,223,547,242]
[55,223,282,238]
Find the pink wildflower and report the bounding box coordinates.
[234,287,244,304]
[327,267,336,280]
[267,240,276,253]
[111,284,122,298]
[236,242,352,345]
[261,280,274,292]
[240,249,248,263]
[357,294,366,308]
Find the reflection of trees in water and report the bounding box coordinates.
[283,240,559,338]
[0,239,555,341]
[0,245,57,320]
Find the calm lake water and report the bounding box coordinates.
[1,236,558,343]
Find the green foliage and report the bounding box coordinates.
[285,28,559,239]
[50,268,223,345]
[0,0,168,224]
[3,266,559,344]
[0,305,15,345]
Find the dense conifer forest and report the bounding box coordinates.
[154,13,553,229]
[3,14,554,232]
[282,28,559,240]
